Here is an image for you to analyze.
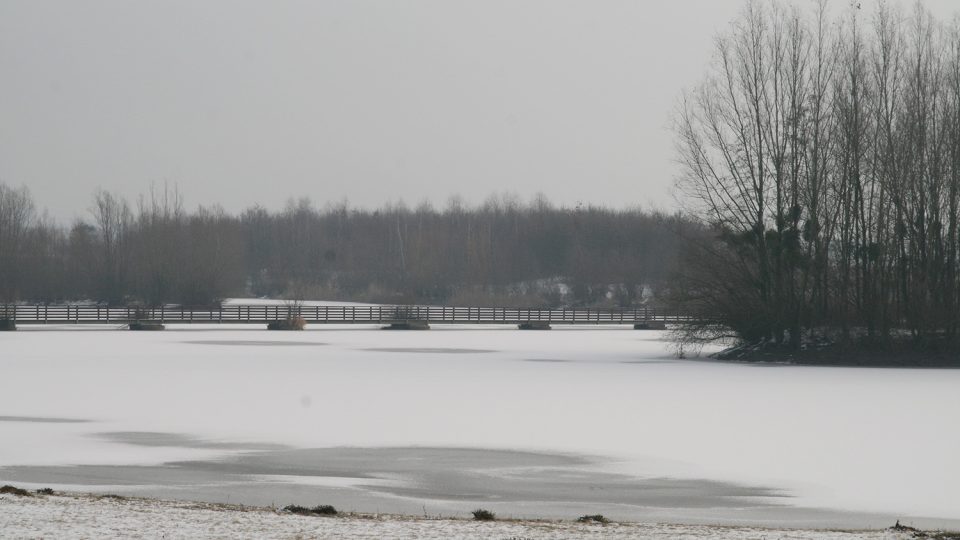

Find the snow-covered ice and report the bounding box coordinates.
[1,325,958,529]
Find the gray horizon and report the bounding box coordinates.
[2,0,958,222]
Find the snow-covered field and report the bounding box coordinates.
[1,325,959,530]
[0,492,925,539]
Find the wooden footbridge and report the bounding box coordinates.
[2,304,702,327]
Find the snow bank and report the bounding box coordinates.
[0,492,916,540]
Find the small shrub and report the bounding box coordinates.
[36,488,55,495]
[891,520,920,533]
[472,509,496,521]
[268,317,306,331]
[288,316,307,330]
[0,485,31,496]
[283,504,312,515]
[283,504,337,516]
[98,494,126,500]
[312,504,337,515]
[577,514,609,524]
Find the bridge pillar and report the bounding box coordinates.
[634,321,666,330]
[129,322,165,331]
[518,321,551,330]
[382,320,430,330]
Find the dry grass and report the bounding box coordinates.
[1,485,32,497]
[267,316,306,331]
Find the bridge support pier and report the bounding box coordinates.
[518,321,551,330]
[382,320,430,330]
[634,321,666,330]
[129,322,165,331]
[267,320,306,331]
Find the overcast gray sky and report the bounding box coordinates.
[1,1,958,222]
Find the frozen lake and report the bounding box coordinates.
[1,325,958,529]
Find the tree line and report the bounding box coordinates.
[675,0,960,348]
[0,183,695,307]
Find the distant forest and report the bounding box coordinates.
[0,183,697,307]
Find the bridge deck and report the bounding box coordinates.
[2,305,702,325]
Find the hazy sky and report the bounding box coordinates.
[2,1,958,222]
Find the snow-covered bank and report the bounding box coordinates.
[0,490,929,540]
[712,335,960,367]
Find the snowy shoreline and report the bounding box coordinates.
[709,333,960,368]
[0,488,941,540]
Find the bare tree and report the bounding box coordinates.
[90,190,132,303]
[676,0,960,350]
[0,183,36,306]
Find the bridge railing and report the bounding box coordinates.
[1,304,704,325]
